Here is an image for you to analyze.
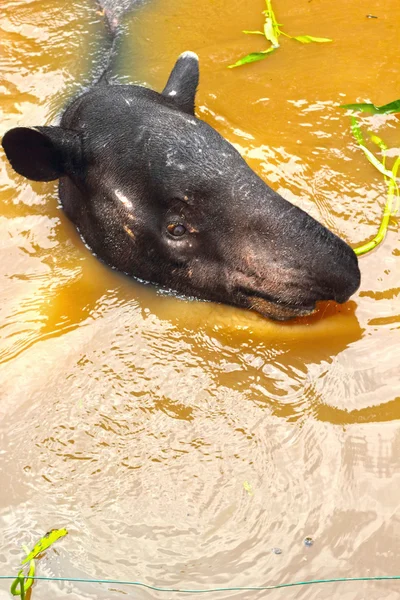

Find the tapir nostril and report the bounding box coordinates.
[334,290,352,304]
[331,251,361,304]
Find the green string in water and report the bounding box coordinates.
[1,574,400,593]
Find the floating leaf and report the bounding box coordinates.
[243,481,254,495]
[229,0,331,68]
[383,99,400,114]
[292,35,332,43]
[263,17,280,47]
[341,102,379,114]
[22,528,68,564]
[340,99,400,115]
[228,48,275,68]
[11,529,68,598]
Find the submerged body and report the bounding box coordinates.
[96,0,140,31]
[2,18,360,320]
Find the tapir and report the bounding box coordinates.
[1,1,360,321]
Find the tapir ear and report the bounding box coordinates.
[162,51,199,116]
[2,126,82,182]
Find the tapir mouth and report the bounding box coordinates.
[238,288,317,321]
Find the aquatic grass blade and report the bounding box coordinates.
[350,116,365,145]
[379,99,400,114]
[357,146,393,179]
[228,48,275,68]
[341,103,379,114]
[10,561,35,597]
[354,181,396,256]
[341,99,400,115]
[10,573,25,598]
[351,118,400,256]
[350,118,393,178]
[11,529,67,598]
[391,156,400,213]
[22,529,68,564]
[369,134,388,152]
[229,0,331,68]
[292,35,332,43]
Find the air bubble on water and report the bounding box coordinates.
[304,537,314,547]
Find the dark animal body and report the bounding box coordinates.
[2,1,360,321]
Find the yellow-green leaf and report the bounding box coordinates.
[370,134,388,152]
[228,48,275,68]
[293,35,332,43]
[391,156,400,213]
[243,30,264,35]
[21,529,68,564]
[350,116,365,146]
[340,99,400,115]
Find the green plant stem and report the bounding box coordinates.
[229,0,331,67]
[351,122,399,256]
[264,0,280,39]
[19,576,25,600]
[354,196,393,255]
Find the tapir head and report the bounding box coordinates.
[2,52,360,320]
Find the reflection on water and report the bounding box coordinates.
[0,0,400,599]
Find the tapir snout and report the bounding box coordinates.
[2,51,360,321]
[228,193,360,319]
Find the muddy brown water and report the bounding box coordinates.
[0,0,400,599]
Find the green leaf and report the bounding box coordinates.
[228,47,275,68]
[21,528,68,564]
[340,99,400,115]
[292,35,332,43]
[242,30,264,35]
[379,99,400,114]
[263,17,280,47]
[341,102,378,114]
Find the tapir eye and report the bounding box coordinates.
[167,223,186,237]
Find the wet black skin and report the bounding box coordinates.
[2,51,360,320]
